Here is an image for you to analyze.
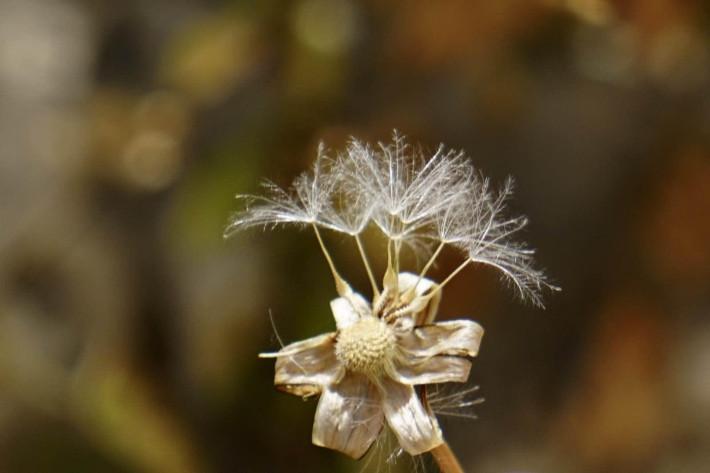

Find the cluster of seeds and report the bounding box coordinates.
[335,317,396,375]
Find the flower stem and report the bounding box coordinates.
[431,442,465,473]
[422,386,466,473]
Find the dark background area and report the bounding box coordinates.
[1,0,709,472]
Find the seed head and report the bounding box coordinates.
[335,317,396,375]
[231,131,558,460]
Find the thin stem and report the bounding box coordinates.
[431,442,465,473]
[312,224,349,297]
[419,241,446,281]
[382,238,397,293]
[429,258,472,297]
[394,238,402,275]
[403,240,445,302]
[393,238,402,295]
[355,234,380,298]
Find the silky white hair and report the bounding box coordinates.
[225,132,558,306]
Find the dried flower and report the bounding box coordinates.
[226,132,556,461]
[261,272,483,457]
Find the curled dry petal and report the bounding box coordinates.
[273,333,342,397]
[312,373,384,459]
[397,272,441,325]
[377,376,443,455]
[389,355,471,385]
[330,294,369,330]
[399,320,484,358]
[330,297,359,329]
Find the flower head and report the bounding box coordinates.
[263,272,483,457]
[227,132,557,459]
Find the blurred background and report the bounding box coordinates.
[1,0,709,472]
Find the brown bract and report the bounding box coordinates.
[263,272,483,458]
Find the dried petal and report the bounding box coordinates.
[329,294,368,330]
[397,272,441,325]
[273,333,342,396]
[389,355,471,385]
[312,373,384,459]
[278,384,322,398]
[378,377,443,455]
[399,320,484,358]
